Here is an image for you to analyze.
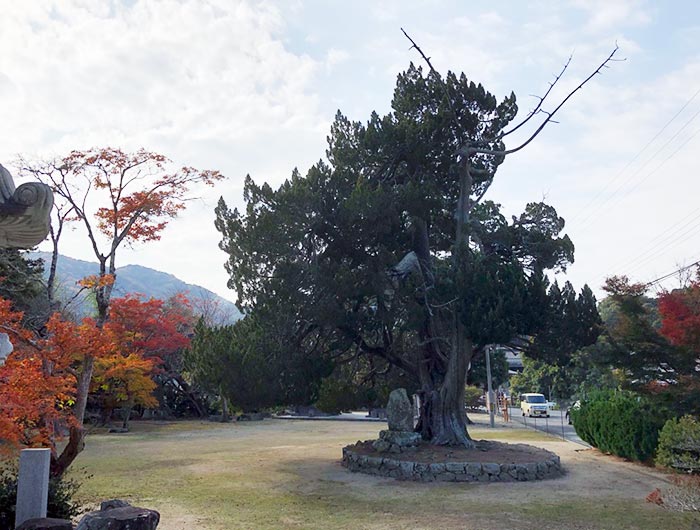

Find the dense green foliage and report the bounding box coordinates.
[467,347,508,389]
[571,390,667,462]
[656,415,700,473]
[184,316,332,413]
[314,378,364,414]
[0,465,82,529]
[510,355,564,401]
[511,348,618,402]
[314,360,418,414]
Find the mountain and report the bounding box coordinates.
[32,252,242,324]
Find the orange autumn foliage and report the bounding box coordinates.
[92,353,159,412]
[77,273,115,290]
[60,148,224,245]
[0,301,75,451]
[0,301,143,453]
[46,313,121,364]
[106,293,192,365]
[0,293,193,453]
[90,294,193,420]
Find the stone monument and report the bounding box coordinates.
[15,449,51,528]
[372,388,422,453]
[0,163,53,248]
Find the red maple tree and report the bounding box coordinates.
[16,147,223,475]
[659,281,700,351]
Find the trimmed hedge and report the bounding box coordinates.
[571,390,667,462]
[656,415,700,473]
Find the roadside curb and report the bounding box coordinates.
[274,415,386,422]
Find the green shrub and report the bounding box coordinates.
[464,385,483,410]
[315,379,365,414]
[0,465,83,530]
[571,390,667,462]
[656,415,700,473]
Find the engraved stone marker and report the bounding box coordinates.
[15,449,51,529]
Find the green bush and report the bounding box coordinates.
[571,390,667,462]
[656,415,700,473]
[0,465,83,530]
[315,378,366,414]
[464,385,483,410]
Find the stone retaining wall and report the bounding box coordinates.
[342,445,562,482]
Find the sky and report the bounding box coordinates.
[0,0,699,303]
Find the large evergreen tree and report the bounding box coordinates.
[216,51,610,446]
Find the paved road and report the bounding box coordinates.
[507,407,591,447]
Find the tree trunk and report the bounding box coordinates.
[425,330,474,447]
[47,227,60,310]
[51,355,94,477]
[419,157,475,447]
[50,425,85,477]
[53,257,114,476]
[410,214,474,447]
[122,405,133,430]
[410,259,473,443]
[171,373,208,417]
[221,394,229,422]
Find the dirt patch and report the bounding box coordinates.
[348,439,557,464]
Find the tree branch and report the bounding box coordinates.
[466,45,622,157]
[401,28,465,143]
[499,54,572,139]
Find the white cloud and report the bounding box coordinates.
[571,0,652,33]
[0,0,327,301]
[325,48,350,73]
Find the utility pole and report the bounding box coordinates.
[486,344,495,428]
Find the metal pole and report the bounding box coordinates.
[486,344,495,428]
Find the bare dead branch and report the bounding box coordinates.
[402,30,620,162]
[467,45,622,158]
[499,54,572,139]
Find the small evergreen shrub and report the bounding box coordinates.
[464,385,483,410]
[571,390,666,462]
[0,465,83,530]
[656,415,700,473]
[315,379,365,414]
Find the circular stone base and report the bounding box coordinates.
[342,439,562,482]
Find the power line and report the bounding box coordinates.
[614,125,700,202]
[645,259,700,287]
[625,219,700,276]
[608,206,700,274]
[573,109,700,229]
[568,86,700,225]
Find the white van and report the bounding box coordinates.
[520,393,550,418]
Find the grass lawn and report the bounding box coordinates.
[71,417,695,530]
